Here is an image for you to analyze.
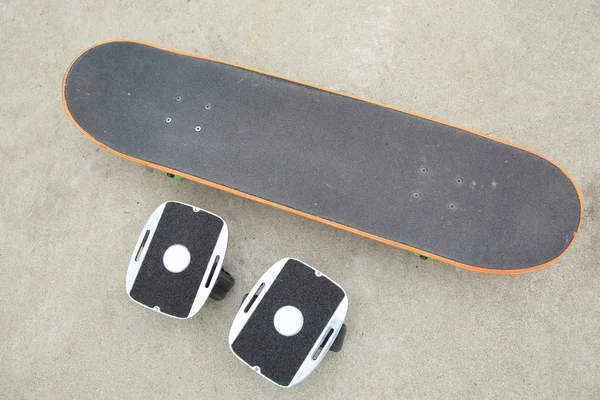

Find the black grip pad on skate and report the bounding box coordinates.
[231,259,345,387]
[130,202,223,318]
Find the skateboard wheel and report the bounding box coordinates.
[228,258,348,387]
[412,252,429,260]
[209,268,236,301]
[163,172,184,180]
[125,201,230,319]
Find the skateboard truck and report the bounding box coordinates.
[125,201,234,319]
[228,258,348,387]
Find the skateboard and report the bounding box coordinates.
[229,258,347,387]
[63,40,583,274]
[126,201,347,387]
[126,201,235,319]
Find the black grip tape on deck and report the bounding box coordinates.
[64,41,582,271]
[130,202,223,318]
[231,259,345,387]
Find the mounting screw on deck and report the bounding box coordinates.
[195,126,202,132]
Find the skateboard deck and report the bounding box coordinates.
[63,40,583,274]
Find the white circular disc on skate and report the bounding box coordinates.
[273,306,304,337]
[163,244,191,273]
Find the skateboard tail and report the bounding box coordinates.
[62,40,584,274]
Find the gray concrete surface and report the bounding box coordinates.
[1,0,599,398]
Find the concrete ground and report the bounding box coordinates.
[1,0,599,398]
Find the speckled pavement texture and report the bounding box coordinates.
[1,1,599,398]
